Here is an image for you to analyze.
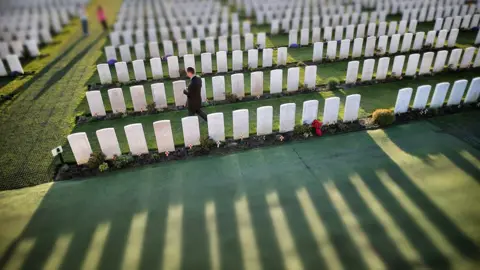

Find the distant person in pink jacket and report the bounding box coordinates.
[97,6,108,31]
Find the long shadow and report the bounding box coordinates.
[33,32,107,100]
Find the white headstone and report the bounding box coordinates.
[459,47,475,69]
[257,106,273,135]
[447,29,459,47]
[177,40,188,57]
[391,55,405,77]
[232,50,243,71]
[86,90,106,116]
[323,97,340,125]
[108,88,127,113]
[361,59,375,82]
[405,54,420,76]
[400,33,413,52]
[105,46,117,61]
[247,49,258,69]
[233,109,249,139]
[464,78,480,103]
[377,36,388,55]
[343,94,361,122]
[96,128,121,159]
[171,80,186,107]
[304,66,317,89]
[218,36,228,52]
[212,76,226,100]
[270,69,283,94]
[133,60,147,81]
[287,67,300,91]
[388,21,398,36]
[150,58,164,79]
[148,42,160,58]
[150,83,167,109]
[262,48,273,67]
[313,42,323,62]
[335,26,344,40]
[419,52,434,75]
[114,62,129,83]
[376,57,390,80]
[206,37,216,53]
[447,79,468,106]
[207,113,225,142]
[250,71,264,96]
[339,39,350,59]
[326,41,337,60]
[257,33,266,49]
[364,36,376,57]
[153,120,175,152]
[124,124,149,155]
[216,51,228,72]
[430,82,450,108]
[300,29,309,45]
[191,38,202,55]
[367,23,376,37]
[412,85,432,109]
[201,53,212,74]
[163,40,174,56]
[279,103,296,132]
[389,34,400,54]
[97,63,112,84]
[412,32,425,51]
[130,85,147,111]
[302,100,319,124]
[67,133,92,165]
[352,38,363,58]
[435,30,448,48]
[231,73,245,97]
[119,44,132,62]
[433,50,448,73]
[394,88,413,114]
[134,43,146,60]
[167,56,180,78]
[277,47,288,65]
[183,54,196,73]
[447,49,462,69]
[312,27,321,43]
[231,35,241,51]
[182,116,201,146]
[346,61,360,83]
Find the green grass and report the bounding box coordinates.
[2,118,480,269]
[69,68,480,162]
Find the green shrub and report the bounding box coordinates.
[112,154,134,169]
[293,124,313,137]
[372,109,395,127]
[200,136,216,150]
[296,61,306,67]
[87,152,106,169]
[98,162,109,172]
[225,93,238,103]
[327,78,339,90]
[146,102,157,113]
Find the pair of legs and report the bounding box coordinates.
[81,19,88,35]
[101,20,108,31]
[188,108,207,122]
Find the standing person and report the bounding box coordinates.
[79,4,88,36]
[183,67,207,121]
[97,6,108,31]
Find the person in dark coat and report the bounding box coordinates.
[183,67,207,121]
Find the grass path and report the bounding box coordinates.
[1,116,479,269]
[0,0,124,189]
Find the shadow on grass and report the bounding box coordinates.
[0,122,479,269]
[33,33,107,100]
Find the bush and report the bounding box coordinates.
[296,61,306,67]
[87,152,106,169]
[200,136,216,150]
[146,102,157,113]
[372,109,395,127]
[327,78,339,90]
[98,162,109,172]
[112,154,134,169]
[293,124,313,137]
[225,93,238,103]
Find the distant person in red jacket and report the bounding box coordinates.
[97,6,108,31]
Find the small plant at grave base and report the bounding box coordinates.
[146,102,157,113]
[98,162,109,172]
[225,93,238,103]
[293,124,313,137]
[112,154,134,169]
[326,78,339,90]
[296,61,306,67]
[151,152,161,161]
[375,48,383,56]
[448,64,457,70]
[87,152,106,169]
[372,109,395,127]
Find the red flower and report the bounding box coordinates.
[311,120,323,136]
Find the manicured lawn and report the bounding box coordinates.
[69,69,480,162]
[2,117,480,269]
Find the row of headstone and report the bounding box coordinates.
[345,46,479,83]
[286,20,418,44]
[91,64,320,114]
[110,21,252,43]
[394,77,480,114]
[107,32,267,57]
[0,54,24,76]
[70,93,363,164]
[311,29,459,61]
[433,14,480,31]
[0,40,40,58]
[273,10,389,33]
[98,47,289,84]
[401,4,477,22]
